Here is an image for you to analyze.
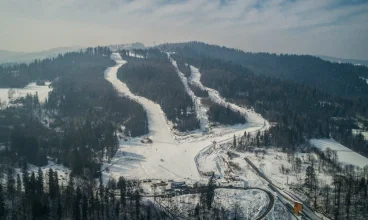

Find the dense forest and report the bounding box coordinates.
[0,47,111,88]
[161,42,368,98]
[0,166,169,220]
[117,49,200,132]
[0,48,148,178]
[166,46,368,156]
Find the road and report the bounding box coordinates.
[244,157,321,220]
[122,185,275,220]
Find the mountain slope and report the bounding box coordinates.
[160,42,368,98]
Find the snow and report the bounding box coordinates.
[359,76,368,84]
[353,129,368,140]
[102,53,268,184]
[106,53,174,144]
[166,188,270,219]
[0,82,52,107]
[189,66,267,127]
[14,160,71,186]
[310,139,368,168]
[169,57,210,133]
[128,51,144,59]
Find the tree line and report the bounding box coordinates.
[0,166,168,220]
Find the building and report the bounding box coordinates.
[171,181,186,189]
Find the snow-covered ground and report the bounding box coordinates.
[310,139,368,168]
[105,53,174,144]
[0,82,52,106]
[170,58,210,133]
[102,53,268,184]
[244,149,333,187]
[189,66,267,127]
[165,189,270,219]
[14,160,71,186]
[353,129,368,140]
[128,51,144,59]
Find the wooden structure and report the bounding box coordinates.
[293,201,303,215]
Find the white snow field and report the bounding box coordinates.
[310,138,368,168]
[14,160,71,186]
[102,53,268,183]
[0,82,52,106]
[165,189,270,219]
[105,53,174,145]
[353,129,368,140]
[170,58,210,133]
[128,51,144,59]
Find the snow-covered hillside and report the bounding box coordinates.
[170,58,210,133]
[189,66,267,127]
[0,82,52,107]
[310,139,368,168]
[102,53,268,183]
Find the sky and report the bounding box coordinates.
[0,0,368,60]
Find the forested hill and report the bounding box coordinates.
[160,42,368,98]
[166,46,368,157]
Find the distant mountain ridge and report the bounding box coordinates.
[0,46,84,64]
[0,43,146,65]
[318,55,368,67]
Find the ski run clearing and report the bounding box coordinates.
[189,66,266,126]
[169,56,210,133]
[102,53,268,183]
[0,82,52,107]
[101,53,298,219]
[310,138,368,168]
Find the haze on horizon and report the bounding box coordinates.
[1,0,367,60]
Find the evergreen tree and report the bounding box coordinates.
[134,190,141,220]
[48,168,55,198]
[206,173,216,209]
[16,174,22,195]
[233,135,237,148]
[6,168,15,200]
[22,165,29,195]
[0,185,5,219]
[37,167,44,195]
[304,166,317,194]
[73,187,82,220]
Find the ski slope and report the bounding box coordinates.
[102,53,269,183]
[169,57,210,133]
[310,138,368,168]
[189,66,267,127]
[105,53,174,144]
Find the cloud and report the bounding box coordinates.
[0,0,367,59]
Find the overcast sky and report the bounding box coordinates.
[1,0,367,59]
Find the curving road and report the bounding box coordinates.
[244,157,321,220]
[134,186,275,220]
